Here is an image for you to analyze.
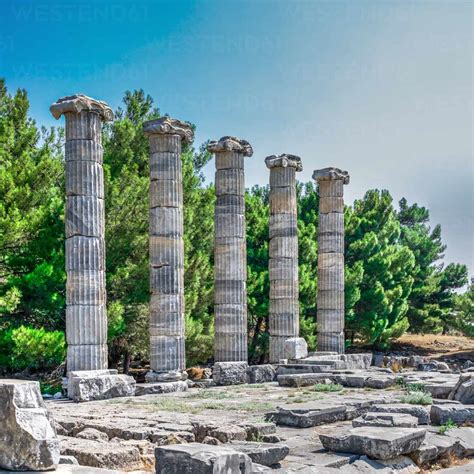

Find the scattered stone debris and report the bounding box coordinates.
[0,379,60,471]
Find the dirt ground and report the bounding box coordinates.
[392,334,474,363]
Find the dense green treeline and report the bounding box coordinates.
[0,82,471,370]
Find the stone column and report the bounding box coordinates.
[143,117,193,381]
[50,94,113,372]
[312,167,350,354]
[265,154,302,362]
[208,137,253,362]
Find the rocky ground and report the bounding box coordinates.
[45,369,474,473]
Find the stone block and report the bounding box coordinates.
[213,362,249,385]
[317,311,345,332]
[269,213,297,238]
[283,337,308,360]
[150,236,184,268]
[59,436,141,471]
[372,404,430,425]
[150,266,184,295]
[340,353,373,370]
[269,402,347,428]
[318,232,344,253]
[214,279,246,304]
[68,372,135,402]
[269,236,297,259]
[66,305,107,345]
[229,441,289,466]
[65,160,104,198]
[449,374,474,404]
[215,213,245,239]
[430,403,474,425]
[150,151,181,180]
[150,335,185,372]
[67,344,108,373]
[149,207,183,237]
[247,365,276,383]
[215,195,245,215]
[269,186,297,214]
[155,443,253,473]
[215,151,245,170]
[65,139,103,164]
[277,373,334,387]
[352,412,419,428]
[269,279,298,299]
[214,333,248,363]
[66,270,106,305]
[319,196,344,213]
[0,380,60,471]
[66,196,104,238]
[215,169,245,196]
[268,257,298,281]
[150,180,182,208]
[319,212,344,234]
[66,236,105,271]
[319,426,426,460]
[135,381,188,396]
[148,134,181,154]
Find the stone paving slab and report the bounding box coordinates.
[319,426,427,460]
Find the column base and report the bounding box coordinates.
[212,361,248,386]
[145,369,187,383]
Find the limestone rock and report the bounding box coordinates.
[0,379,60,471]
[230,441,289,466]
[75,427,108,441]
[155,442,253,473]
[341,353,373,370]
[135,380,187,396]
[247,364,276,383]
[449,374,474,404]
[352,412,419,428]
[69,372,136,402]
[430,403,474,425]
[59,435,141,470]
[58,455,79,465]
[277,373,334,387]
[371,404,430,425]
[213,361,249,385]
[268,402,347,428]
[319,426,426,460]
[238,422,277,441]
[283,337,308,359]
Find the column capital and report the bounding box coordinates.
[208,136,253,157]
[50,94,113,121]
[143,117,194,143]
[313,167,350,184]
[265,154,302,171]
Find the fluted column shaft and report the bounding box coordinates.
[144,118,193,376]
[313,167,350,354]
[266,155,302,362]
[51,95,113,372]
[208,137,253,362]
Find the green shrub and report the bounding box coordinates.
[407,382,426,393]
[312,383,343,392]
[439,418,457,435]
[400,391,432,405]
[0,326,66,371]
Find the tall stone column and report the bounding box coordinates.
[50,94,113,372]
[313,167,350,354]
[208,137,253,362]
[143,117,193,380]
[266,154,302,363]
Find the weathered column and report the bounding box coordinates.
[143,117,193,381]
[313,167,350,354]
[50,94,113,371]
[208,137,253,362]
[266,154,302,363]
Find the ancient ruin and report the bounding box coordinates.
[143,117,193,383]
[208,136,253,363]
[50,94,113,372]
[266,154,303,363]
[313,167,350,354]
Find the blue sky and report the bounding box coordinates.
[1,0,472,275]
